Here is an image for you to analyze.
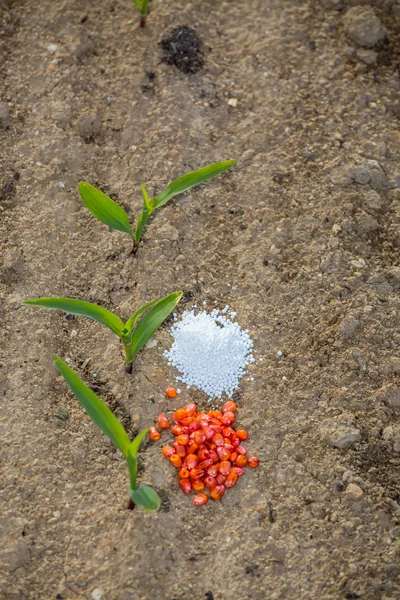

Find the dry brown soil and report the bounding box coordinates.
[1,0,400,599]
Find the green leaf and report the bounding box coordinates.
[134,208,151,244]
[23,298,124,338]
[78,182,133,236]
[141,185,150,210]
[127,446,138,490]
[130,291,182,360]
[129,485,161,512]
[149,160,236,210]
[130,427,151,457]
[123,299,159,337]
[54,356,131,457]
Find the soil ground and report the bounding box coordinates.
[1,0,400,599]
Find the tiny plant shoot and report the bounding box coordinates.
[78,160,236,254]
[23,292,182,373]
[54,356,160,511]
[132,0,149,27]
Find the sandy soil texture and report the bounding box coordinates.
[1,0,400,598]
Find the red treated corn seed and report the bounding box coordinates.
[210,418,223,427]
[197,458,214,470]
[173,408,187,423]
[186,454,198,470]
[236,455,248,468]
[231,466,245,476]
[188,420,199,433]
[223,439,233,449]
[175,444,187,458]
[220,413,234,426]
[230,451,238,463]
[179,479,192,494]
[186,442,198,455]
[170,454,182,468]
[193,431,206,445]
[193,493,208,506]
[181,416,195,426]
[207,464,218,478]
[219,461,232,476]
[224,411,236,424]
[212,433,224,447]
[192,480,205,492]
[171,424,183,436]
[149,426,161,441]
[198,448,210,461]
[162,445,176,458]
[204,426,216,440]
[217,446,231,461]
[158,413,171,429]
[225,471,238,488]
[222,401,237,413]
[178,468,190,479]
[236,429,249,441]
[223,427,235,438]
[216,473,226,485]
[231,437,240,448]
[190,468,205,480]
[209,450,219,463]
[237,444,247,455]
[248,456,260,468]
[210,485,225,500]
[205,475,217,490]
[166,386,177,398]
[184,402,197,417]
[208,410,223,419]
[176,434,189,446]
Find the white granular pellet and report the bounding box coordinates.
[277,350,283,357]
[164,308,254,400]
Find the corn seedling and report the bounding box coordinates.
[54,356,160,511]
[132,0,149,27]
[23,291,182,373]
[78,160,236,255]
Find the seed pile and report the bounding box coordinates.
[149,399,259,506]
[164,308,254,400]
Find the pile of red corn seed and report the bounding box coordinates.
[149,393,259,506]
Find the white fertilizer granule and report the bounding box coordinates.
[164,308,255,400]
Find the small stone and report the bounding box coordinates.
[47,43,57,54]
[377,384,400,414]
[320,415,361,449]
[339,315,360,339]
[390,358,400,374]
[91,590,105,600]
[77,113,101,141]
[343,7,387,48]
[145,338,157,349]
[344,483,364,502]
[356,49,378,66]
[227,98,238,107]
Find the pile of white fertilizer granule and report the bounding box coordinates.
[164,307,255,400]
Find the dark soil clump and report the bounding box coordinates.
[161,25,204,74]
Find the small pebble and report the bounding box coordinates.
[47,43,57,54]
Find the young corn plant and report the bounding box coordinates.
[78,160,236,255]
[23,291,182,373]
[132,0,149,27]
[54,356,160,511]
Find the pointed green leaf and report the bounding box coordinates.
[23,298,124,338]
[130,427,151,457]
[129,484,161,512]
[54,356,131,457]
[131,291,182,360]
[149,160,236,210]
[141,185,150,210]
[123,299,159,337]
[78,182,133,235]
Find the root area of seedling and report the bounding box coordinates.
[161,26,204,74]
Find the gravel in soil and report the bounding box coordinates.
[1,0,400,599]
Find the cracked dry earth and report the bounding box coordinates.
[1,0,400,599]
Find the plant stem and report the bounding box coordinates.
[125,362,133,374]
[140,16,146,27]
[128,498,135,510]
[132,239,139,254]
